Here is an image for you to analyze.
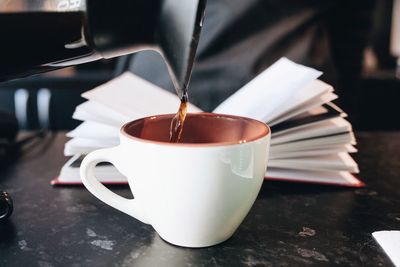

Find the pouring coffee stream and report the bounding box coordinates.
[169,91,188,142]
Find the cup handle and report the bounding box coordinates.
[80,147,149,224]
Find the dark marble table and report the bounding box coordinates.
[0,132,399,267]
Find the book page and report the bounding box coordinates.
[270,145,357,159]
[67,121,120,141]
[266,168,363,187]
[64,138,118,156]
[269,92,338,126]
[270,132,356,153]
[268,152,359,173]
[213,58,322,120]
[271,117,352,144]
[73,101,130,127]
[264,80,333,123]
[82,72,202,118]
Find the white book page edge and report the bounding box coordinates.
[266,168,363,187]
[73,101,130,126]
[269,92,338,126]
[67,121,120,140]
[272,116,348,138]
[272,118,351,145]
[270,145,357,159]
[265,79,333,123]
[268,152,359,173]
[270,132,356,153]
[64,138,117,156]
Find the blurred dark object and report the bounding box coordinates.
[390,0,400,77]
[0,111,18,142]
[0,69,113,130]
[369,0,397,70]
[0,191,13,221]
[359,70,400,131]
[0,111,18,165]
[357,0,400,130]
[0,110,47,165]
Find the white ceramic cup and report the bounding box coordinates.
[80,113,270,247]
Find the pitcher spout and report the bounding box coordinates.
[157,0,207,95]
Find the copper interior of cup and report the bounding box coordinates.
[122,113,269,145]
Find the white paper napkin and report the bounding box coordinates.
[372,230,400,266]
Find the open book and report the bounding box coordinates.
[53,58,363,187]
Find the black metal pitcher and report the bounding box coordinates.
[0,0,207,91]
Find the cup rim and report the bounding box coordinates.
[121,112,270,147]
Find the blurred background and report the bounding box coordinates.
[0,0,399,131]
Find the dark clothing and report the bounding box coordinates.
[128,0,374,118]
